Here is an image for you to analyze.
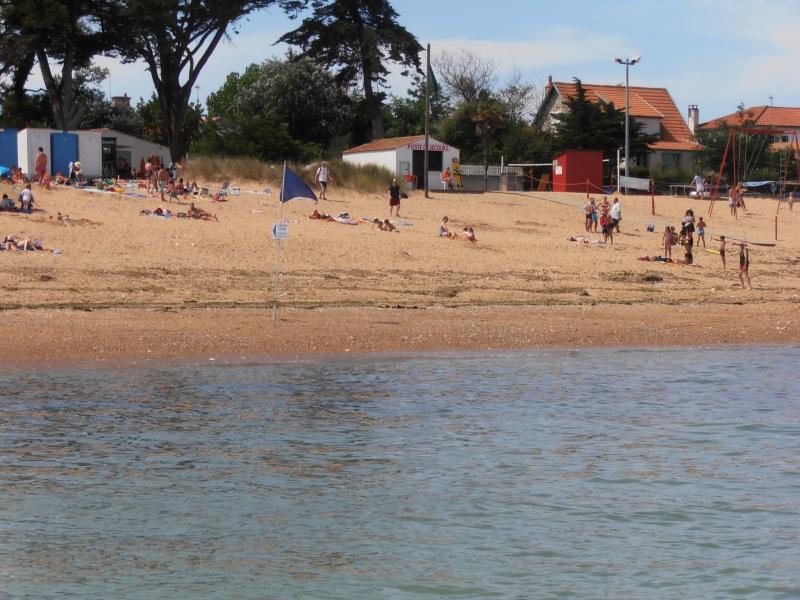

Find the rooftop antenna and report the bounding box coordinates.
[769,95,774,106]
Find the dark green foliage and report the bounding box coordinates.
[0,0,114,129]
[384,71,450,138]
[108,0,307,160]
[194,55,350,161]
[278,0,422,139]
[695,105,777,182]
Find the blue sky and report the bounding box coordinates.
[70,0,800,123]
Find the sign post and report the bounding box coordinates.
[271,219,288,321]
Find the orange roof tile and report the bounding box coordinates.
[343,135,425,154]
[552,81,699,151]
[701,106,800,130]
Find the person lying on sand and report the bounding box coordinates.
[188,202,218,221]
[310,209,333,220]
[2,235,46,251]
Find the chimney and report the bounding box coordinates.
[111,94,131,109]
[688,104,699,134]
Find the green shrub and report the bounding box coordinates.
[183,156,393,193]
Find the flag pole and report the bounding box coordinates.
[272,161,286,321]
[424,42,430,199]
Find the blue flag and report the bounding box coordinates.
[280,166,318,203]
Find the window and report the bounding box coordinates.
[783,135,790,143]
[661,153,681,169]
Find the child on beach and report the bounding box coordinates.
[662,225,673,259]
[719,235,726,269]
[737,243,751,289]
[459,225,476,242]
[695,216,706,247]
[439,216,456,239]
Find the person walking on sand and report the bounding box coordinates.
[691,173,704,198]
[388,178,401,217]
[315,161,331,200]
[718,235,727,269]
[35,147,48,186]
[737,243,751,289]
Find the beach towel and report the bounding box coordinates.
[333,215,358,225]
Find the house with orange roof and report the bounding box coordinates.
[342,135,460,189]
[534,77,701,173]
[699,105,800,148]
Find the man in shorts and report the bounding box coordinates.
[315,161,331,200]
[35,147,48,185]
[388,178,401,217]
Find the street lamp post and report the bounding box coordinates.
[614,56,641,195]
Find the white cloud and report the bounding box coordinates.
[430,28,636,72]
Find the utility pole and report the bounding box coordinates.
[614,56,641,195]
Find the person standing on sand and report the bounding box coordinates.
[610,197,622,233]
[662,225,673,259]
[695,216,706,247]
[789,191,795,211]
[388,178,401,217]
[718,235,727,269]
[691,173,704,198]
[35,147,48,186]
[582,197,594,233]
[738,243,751,289]
[315,161,331,200]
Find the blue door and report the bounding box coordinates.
[0,128,17,168]
[50,132,78,176]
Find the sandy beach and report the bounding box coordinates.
[1,179,798,370]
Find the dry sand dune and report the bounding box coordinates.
[1,179,798,369]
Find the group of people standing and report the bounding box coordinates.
[662,209,705,264]
[582,195,622,243]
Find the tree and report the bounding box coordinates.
[278,0,422,140]
[110,0,306,161]
[384,71,450,138]
[205,55,350,150]
[0,0,113,130]
[433,49,497,104]
[137,94,204,149]
[472,90,506,190]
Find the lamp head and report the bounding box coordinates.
[614,57,623,64]
[631,56,641,64]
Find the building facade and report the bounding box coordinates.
[534,78,701,174]
[342,135,460,189]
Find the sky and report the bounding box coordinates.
[32,0,800,123]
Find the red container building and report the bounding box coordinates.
[552,149,603,193]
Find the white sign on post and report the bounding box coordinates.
[271,222,289,240]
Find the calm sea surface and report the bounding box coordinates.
[1,347,799,599]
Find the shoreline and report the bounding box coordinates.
[2,303,798,373]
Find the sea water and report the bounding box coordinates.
[1,347,799,599]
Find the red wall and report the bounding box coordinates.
[552,150,603,193]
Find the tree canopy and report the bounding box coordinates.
[108,0,307,160]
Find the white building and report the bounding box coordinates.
[342,135,460,189]
[10,127,169,179]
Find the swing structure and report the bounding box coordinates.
[708,127,800,216]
